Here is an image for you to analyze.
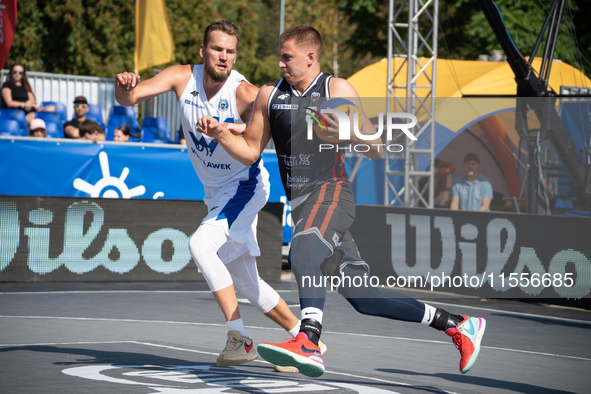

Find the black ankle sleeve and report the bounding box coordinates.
[430,308,464,331]
[300,318,322,346]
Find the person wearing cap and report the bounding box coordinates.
[63,96,90,138]
[28,118,47,138]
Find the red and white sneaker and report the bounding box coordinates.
[274,340,327,373]
[446,315,486,374]
[258,333,325,377]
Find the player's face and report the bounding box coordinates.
[201,30,238,83]
[278,39,311,85]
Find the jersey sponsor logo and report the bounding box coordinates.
[272,104,298,110]
[205,162,231,170]
[184,99,206,109]
[191,90,199,96]
[286,174,309,190]
[277,93,290,100]
[218,98,229,111]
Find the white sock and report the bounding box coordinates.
[227,318,248,337]
[421,303,437,326]
[301,307,323,325]
[288,320,301,337]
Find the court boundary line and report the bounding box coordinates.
[1,315,589,362]
[2,290,590,325]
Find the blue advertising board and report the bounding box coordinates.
[0,138,293,241]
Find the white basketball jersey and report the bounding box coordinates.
[179,65,268,189]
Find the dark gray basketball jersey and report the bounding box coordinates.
[267,73,348,201]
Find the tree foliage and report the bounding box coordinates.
[7,0,590,85]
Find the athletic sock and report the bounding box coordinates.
[227,318,248,337]
[301,307,323,324]
[420,304,438,326]
[288,320,301,337]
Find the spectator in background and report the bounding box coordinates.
[1,63,55,126]
[63,96,90,138]
[178,126,186,145]
[79,119,105,143]
[418,158,456,208]
[113,125,131,142]
[27,118,47,138]
[450,153,493,211]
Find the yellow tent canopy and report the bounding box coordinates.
[348,57,591,98]
[347,58,591,206]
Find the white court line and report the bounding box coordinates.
[0,339,454,394]
[3,290,590,326]
[1,315,590,362]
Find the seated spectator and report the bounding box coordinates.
[113,125,131,142]
[450,153,493,211]
[79,119,105,143]
[1,63,55,125]
[28,118,47,138]
[63,96,89,138]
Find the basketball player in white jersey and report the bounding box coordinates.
[114,20,308,368]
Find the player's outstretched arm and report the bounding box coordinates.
[329,78,383,160]
[200,84,274,166]
[115,65,192,106]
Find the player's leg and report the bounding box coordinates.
[226,251,327,373]
[225,252,300,334]
[258,183,349,377]
[335,231,487,374]
[188,223,257,367]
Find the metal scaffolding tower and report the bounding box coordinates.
[385,0,438,207]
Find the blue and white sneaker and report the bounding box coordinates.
[446,315,486,374]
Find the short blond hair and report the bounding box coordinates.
[279,25,322,59]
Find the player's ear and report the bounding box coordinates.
[307,51,314,67]
[199,44,205,58]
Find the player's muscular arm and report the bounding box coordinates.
[201,84,274,165]
[329,78,383,160]
[236,81,259,124]
[115,65,192,106]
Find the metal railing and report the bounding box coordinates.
[1,69,122,125]
[1,69,275,149]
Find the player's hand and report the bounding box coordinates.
[198,116,225,141]
[115,72,141,91]
[196,115,215,134]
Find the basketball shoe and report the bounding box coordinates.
[274,339,327,373]
[446,315,486,374]
[216,330,258,367]
[258,333,324,377]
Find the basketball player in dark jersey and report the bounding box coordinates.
[199,24,486,378]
